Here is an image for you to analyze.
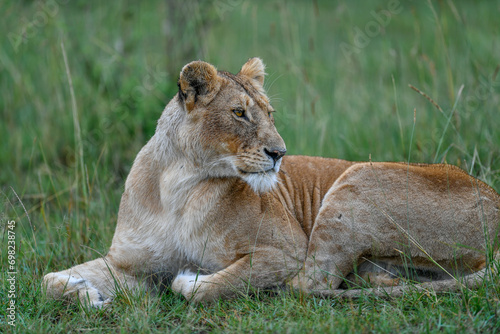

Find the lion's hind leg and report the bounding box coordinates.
[329,266,491,299]
[294,161,500,296]
[319,252,499,299]
[43,257,138,308]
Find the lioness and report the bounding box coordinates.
[43,58,500,307]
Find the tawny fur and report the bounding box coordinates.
[43,58,500,306]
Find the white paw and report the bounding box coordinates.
[171,271,210,300]
[43,272,111,308]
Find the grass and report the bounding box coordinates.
[1,0,500,332]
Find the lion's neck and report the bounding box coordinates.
[122,138,235,271]
[159,160,232,224]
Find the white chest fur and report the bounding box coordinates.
[139,162,229,271]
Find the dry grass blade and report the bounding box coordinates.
[408,84,445,115]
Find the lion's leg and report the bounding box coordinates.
[323,265,491,299]
[357,252,499,298]
[293,167,400,293]
[43,256,139,308]
[292,211,373,292]
[171,249,301,303]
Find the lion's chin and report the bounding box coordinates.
[241,171,278,194]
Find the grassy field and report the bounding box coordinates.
[1,0,500,332]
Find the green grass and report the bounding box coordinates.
[1,0,500,332]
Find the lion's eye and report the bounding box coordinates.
[232,108,245,117]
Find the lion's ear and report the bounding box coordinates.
[239,57,266,87]
[178,61,221,112]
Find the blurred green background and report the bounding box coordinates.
[1,0,499,331]
[2,0,500,280]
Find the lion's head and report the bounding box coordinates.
[157,58,286,193]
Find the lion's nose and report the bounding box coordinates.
[264,148,287,163]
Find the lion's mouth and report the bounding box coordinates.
[237,168,275,175]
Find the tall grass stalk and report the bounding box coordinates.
[61,41,88,217]
[433,84,464,163]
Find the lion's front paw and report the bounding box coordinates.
[43,272,111,308]
[171,271,212,301]
[171,271,199,300]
